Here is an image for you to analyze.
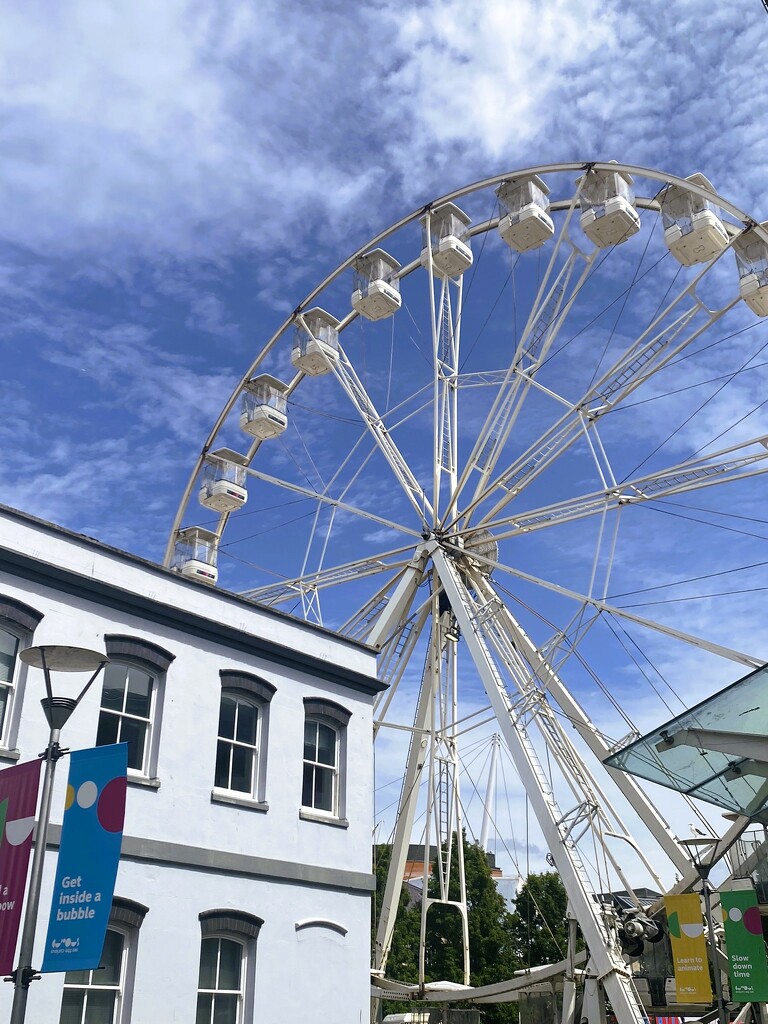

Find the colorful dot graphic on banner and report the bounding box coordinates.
[666,911,705,939]
[64,776,127,833]
[0,797,35,849]
[727,904,763,935]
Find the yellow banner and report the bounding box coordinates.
[666,893,712,1004]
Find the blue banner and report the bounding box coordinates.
[41,743,127,973]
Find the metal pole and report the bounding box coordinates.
[701,876,729,1024]
[10,724,63,1024]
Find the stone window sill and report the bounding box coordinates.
[299,808,349,829]
[0,747,20,763]
[127,773,161,790]
[211,789,268,813]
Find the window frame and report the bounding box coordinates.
[96,636,175,783]
[300,697,351,826]
[58,897,148,1024]
[58,926,127,1024]
[0,596,44,755]
[197,910,263,1024]
[212,671,275,809]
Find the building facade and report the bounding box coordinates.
[0,504,383,1023]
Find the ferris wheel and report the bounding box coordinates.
[165,162,768,1023]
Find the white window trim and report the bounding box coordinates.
[99,636,174,784]
[59,928,126,1024]
[214,691,262,800]
[97,662,160,780]
[0,597,44,756]
[300,698,351,825]
[302,718,340,816]
[212,672,276,807]
[197,911,262,1024]
[0,624,22,753]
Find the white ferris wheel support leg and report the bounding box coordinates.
[469,571,694,877]
[460,563,667,897]
[372,649,433,976]
[367,547,430,652]
[430,543,646,1024]
[419,601,470,987]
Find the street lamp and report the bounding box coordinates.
[9,645,109,1024]
[679,837,730,1024]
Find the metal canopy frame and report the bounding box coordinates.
[605,662,768,821]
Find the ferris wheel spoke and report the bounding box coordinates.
[471,433,768,543]
[448,193,595,524]
[241,544,415,607]
[332,343,434,526]
[241,463,420,540]
[479,554,764,668]
[457,264,741,531]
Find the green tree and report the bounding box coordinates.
[374,841,575,1022]
[424,834,518,1023]
[507,871,570,969]
[372,843,421,985]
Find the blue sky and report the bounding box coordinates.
[4,0,768,885]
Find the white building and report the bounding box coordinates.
[0,503,383,1024]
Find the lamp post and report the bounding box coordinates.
[680,837,730,1024]
[9,645,109,1024]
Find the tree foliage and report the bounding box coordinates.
[507,871,570,969]
[373,838,572,1022]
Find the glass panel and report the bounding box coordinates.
[230,745,252,794]
[217,938,242,991]
[235,702,257,746]
[213,993,239,1024]
[198,937,218,990]
[96,712,119,749]
[84,988,116,1023]
[605,663,768,819]
[94,930,123,986]
[218,696,236,740]
[302,764,314,807]
[125,669,152,718]
[316,723,336,766]
[314,765,334,812]
[59,989,84,1024]
[119,717,147,771]
[0,628,18,684]
[215,741,232,789]
[64,967,91,985]
[0,686,9,736]
[196,993,213,1024]
[303,721,317,760]
[101,664,127,712]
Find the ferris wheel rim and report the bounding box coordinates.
[164,159,767,567]
[168,158,768,1012]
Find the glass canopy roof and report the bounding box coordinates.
[604,663,768,821]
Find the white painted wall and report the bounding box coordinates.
[0,506,380,1024]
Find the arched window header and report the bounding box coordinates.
[219,670,276,704]
[110,896,149,930]
[303,697,351,727]
[199,909,263,941]
[104,635,175,673]
[0,596,44,634]
[294,918,348,936]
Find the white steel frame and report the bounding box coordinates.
[167,162,768,1023]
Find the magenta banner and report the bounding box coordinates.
[0,759,42,974]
